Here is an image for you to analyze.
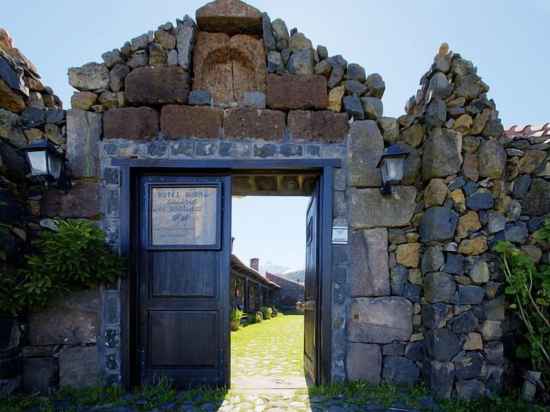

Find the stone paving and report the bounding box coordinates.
[173,390,425,411]
[231,314,306,390]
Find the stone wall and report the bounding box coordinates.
[350,43,549,399]
[23,290,100,394]
[4,0,550,400]
[0,29,67,395]
[266,272,305,309]
[0,29,102,396]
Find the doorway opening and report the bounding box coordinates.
[121,159,336,391]
[230,195,310,390]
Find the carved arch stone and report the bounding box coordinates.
[193,32,266,106]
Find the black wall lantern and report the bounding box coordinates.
[377,145,409,195]
[22,139,70,191]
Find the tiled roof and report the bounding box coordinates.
[231,255,280,289]
[505,124,550,139]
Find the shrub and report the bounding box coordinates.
[494,218,550,387]
[0,219,124,315]
[230,307,243,331]
[272,307,278,317]
[260,306,273,320]
[247,311,263,324]
[230,307,243,321]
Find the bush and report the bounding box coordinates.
[230,307,243,321]
[272,307,278,317]
[0,219,124,315]
[230,307,243,331]
[248,311,263,324]
[260,306,273,320]
[494,218,550,389]
[255,311,263,323]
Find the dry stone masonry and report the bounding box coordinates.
[0,29,72,396]
[0,28,107,397]
[345,42,549,399]
[61,0,367,389]
[2,0,550,400]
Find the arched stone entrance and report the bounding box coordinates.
[32,0,521,399]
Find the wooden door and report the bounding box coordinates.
[304,180,320,384]
[137,175,231,388]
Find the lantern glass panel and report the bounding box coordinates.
[27,150,48,176]
[47,152,62,179]
[381,157,404,184]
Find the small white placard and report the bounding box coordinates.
[332,226,349,245]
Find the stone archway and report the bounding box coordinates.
[24,0,541,400]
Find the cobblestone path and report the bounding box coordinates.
[175,390,427,411]
[230,314,306,390]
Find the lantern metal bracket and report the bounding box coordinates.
[21,139,72,193]
[380,181,392,196]
[377,144,410,197]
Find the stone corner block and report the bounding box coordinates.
[68,62,109,92]
[267,74,328,110]
[196,0,263,35]
[349,120,384,187]
[58,345,99,388]
[27,290,100,346]
[420,207,458,242]
[125,66,190,105]
[478,139,506,179]
[288,110,348,143]
[224,108,285,140]
[422,128,463,180]
[346,342,381,384]
[41,180,101,219]
[348,297,413,344]
[67,109,102,178]
[22,357,59,394]
[161,105,223,139]
[351,186,417,229]
[351,228,390,297]
[103,107,159,140]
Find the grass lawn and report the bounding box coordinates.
[231,313,304,379]
[3,312,549,411]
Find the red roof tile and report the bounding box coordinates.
[505,123,550,139]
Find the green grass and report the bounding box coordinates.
[231,313,304,378]
[309,381,550,412]
[439,396,550,412]
[3,313,549,412]
[2,380,550,412]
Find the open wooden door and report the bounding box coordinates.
[136,175,231,388]
[304,179,320,384]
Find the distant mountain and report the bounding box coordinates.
[259,261,290,276]
[280,269,305,284]
[258,262,305,284]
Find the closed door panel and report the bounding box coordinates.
[137,175,231,388]
[149,311,218,367]
[151,251,218,297]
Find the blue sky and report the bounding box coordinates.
[4,0,549,270]
[232,197,308,271]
